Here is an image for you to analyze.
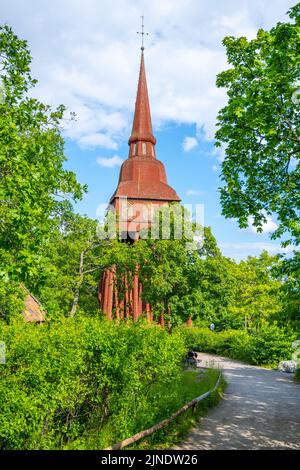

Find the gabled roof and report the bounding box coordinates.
[21,286,46,322]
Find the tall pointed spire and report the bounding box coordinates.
[109,40,180,204]
[128,51,156,158]
[99,20,181,323]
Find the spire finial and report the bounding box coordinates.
[137,15,149,51]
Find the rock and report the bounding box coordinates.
[278,360,298,373]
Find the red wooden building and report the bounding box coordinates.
[98,48,180,321]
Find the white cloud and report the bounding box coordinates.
[62,104,127,149]
[183,136,198,152]
[215,11,258,39]
[186,189,205,196]
[212,164,219,172]
[219,242,297,261]
[96,155,124,168]
[1,0,295,150]
[247,214,278,234]
[78,133,118,149]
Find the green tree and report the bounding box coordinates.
[35,207,104,317]
[227,251,283,331]
[136,237,189,324]
[0,317,186,449]
[215,4,300,245]
[136,212,233,326]
[272,250,300,331]
[0,25,86,290]
[194,256,238,329]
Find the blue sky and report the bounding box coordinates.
[63,119,284,261]
[2,0,297,259]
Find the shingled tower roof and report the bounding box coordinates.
[110,50,180,203]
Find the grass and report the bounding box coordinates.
[65,367,225,450]
[127,368,226,450]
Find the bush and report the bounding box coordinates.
[0,317,186,449]
[132,368,224,450]
[179,324,296,367]
[246,325,296,366]
[0,279,24,323]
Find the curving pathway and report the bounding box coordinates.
[176,353,300,450]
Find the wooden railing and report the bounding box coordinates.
[105,370,222,450]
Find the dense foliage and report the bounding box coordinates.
[0,25,85,301]
[0,16,299,451]
[0,21,298,334]
[180,325,296,366]
[216,3,300,245]
[215,4,300,341]
[0,317,187,449]
[35,215,299,335]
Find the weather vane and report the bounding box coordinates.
[137,15,149,51]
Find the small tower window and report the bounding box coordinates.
[151,145,154,157]
[142,142,147,155]
[132,143,136,156]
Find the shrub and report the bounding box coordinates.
[178,326,218,353]
[214,329,252,362]
[179,324,296,367]
[246,325,296,366]
[132,368,224,450]
[0,317,186,449]
[0,279,24,323]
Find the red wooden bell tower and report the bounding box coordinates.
[98,47,180,320]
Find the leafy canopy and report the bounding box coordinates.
[216,3,300,246]
[0,25,86,286]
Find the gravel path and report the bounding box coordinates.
[176,353,300,450]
